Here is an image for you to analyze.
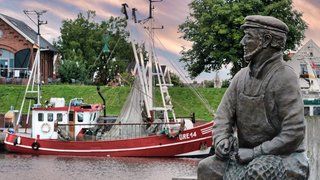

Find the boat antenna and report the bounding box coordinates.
[121,3,129,20]
[148,0,163,19]
[132,8,138,23]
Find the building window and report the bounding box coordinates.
[300,64,307,77]
[316,67,320,78]
[14,49,30,78]
[77,113,83,122]
[313,107,320,116]
[57,113,63,122]
[304,107,310,116]
[38,113,43,121]
[0,48,14,78]
[48,113,53,122]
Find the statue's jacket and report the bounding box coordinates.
[213,51,306,155]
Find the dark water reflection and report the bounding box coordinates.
[0,153,200,180]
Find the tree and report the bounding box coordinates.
[58,60,87,83]
[55,10,134,84]
[170,72,184,87]
[221,79,230,88]
[179,0,307,77]
[201,80,215,88]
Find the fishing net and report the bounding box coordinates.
[102,77,149,139]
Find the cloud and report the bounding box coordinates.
[141,0,192,55]
[154,31,191,56]
[21,1,76,20]
[60,0,121,19]
[293,0,320,46]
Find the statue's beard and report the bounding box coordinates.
[243,42,263,62]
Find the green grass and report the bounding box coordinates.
[0,85,226,121]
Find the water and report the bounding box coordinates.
[0,153,200,180]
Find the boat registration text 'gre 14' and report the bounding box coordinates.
[179,132,197,141]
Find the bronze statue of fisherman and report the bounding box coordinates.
[197,15,309,180]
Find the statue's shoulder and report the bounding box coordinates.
[233,67,249,80]
[229,67,249,88]
[275,61,298,79]
[268,61,300,90]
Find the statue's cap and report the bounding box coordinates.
[241,15,289,34]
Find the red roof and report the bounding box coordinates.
[33,104,103,112]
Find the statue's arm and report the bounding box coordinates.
[255,67,305,156]
[213,72,239,147]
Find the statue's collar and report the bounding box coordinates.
[248,52,283,78]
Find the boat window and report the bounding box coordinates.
[313,107,320,116]
[38,113,43,122]
[92,112,96,122]
[57,113,63,122]
[48,113,53,122]
[77,113,84,123]
[69,113,74,122]
[90,113,93,121]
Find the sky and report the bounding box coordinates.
[0,0,319,82]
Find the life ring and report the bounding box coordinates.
[41,123,51,133]
[31,142,40,150]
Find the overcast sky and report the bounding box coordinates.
[0,0,319,82]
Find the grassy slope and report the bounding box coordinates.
[0,85,226,121]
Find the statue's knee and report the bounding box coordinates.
[197,156,225,180]
[197,157,210,173]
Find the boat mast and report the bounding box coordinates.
[125,1,178,124]
[144,0,177,123]
[16,10,47,130]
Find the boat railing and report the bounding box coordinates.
[57,122,183,126]
[56,122,184,141]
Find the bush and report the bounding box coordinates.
[58,60,89,84]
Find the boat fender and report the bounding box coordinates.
[31,142,40,150]
[41,123,51,133]
[13,136,21,146]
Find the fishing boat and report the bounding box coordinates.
[4,3,214,157]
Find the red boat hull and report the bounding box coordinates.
[4,122,213,157]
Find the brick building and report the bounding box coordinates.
[0,13,57,84]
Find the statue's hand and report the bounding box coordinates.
[215,138,231,160]
[236,148,254,164]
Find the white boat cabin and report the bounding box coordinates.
[31,98,103,140]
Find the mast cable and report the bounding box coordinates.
[139,24,214,115]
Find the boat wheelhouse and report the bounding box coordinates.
[30,98,103,140]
